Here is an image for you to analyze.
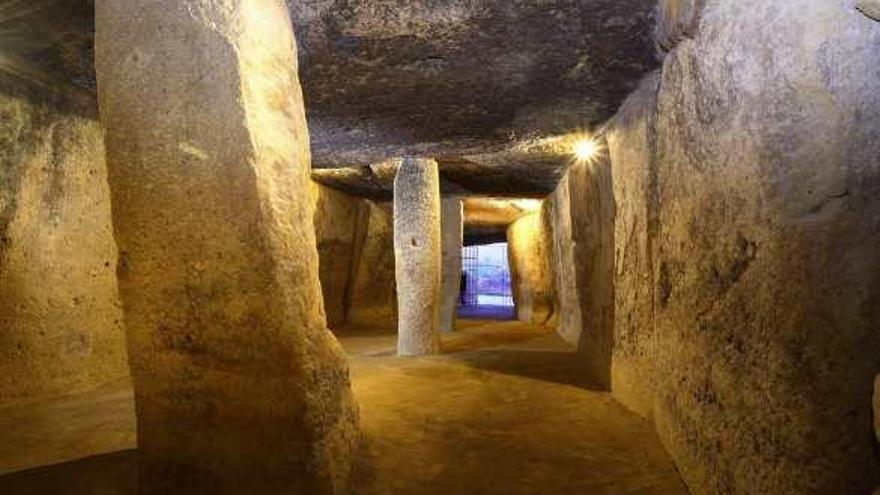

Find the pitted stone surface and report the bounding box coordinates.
[440,198,463,332]
[507,205,556,326]
[394,158,442,356]
[0,82,129,405]
[96,1,358,493]
[607,1,880,493]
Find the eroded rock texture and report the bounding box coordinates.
[291,0,659,168]
[550,155,616,389]
[394,158,442,356]
[95,1,358,493]
[0,80,129,404]
[507,206,556,325]
[548,174,583,346]
[606,73,660,417]
[440,198,463,332]
[312,182,365,327]
[607,1,880,493]
[347,201,398,328]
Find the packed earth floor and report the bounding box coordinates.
[0,320,687,495]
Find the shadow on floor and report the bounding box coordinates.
[447,348,607,391]
[0,450,137,495]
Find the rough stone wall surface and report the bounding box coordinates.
[347,201,398,328]
[607,1,880,493]
[95,1,358,493]
[311,182,364,327]
[507,206,556,326]
[655,0,707,52]
[548,174,582,345]
[394,158,442,356]
[0,86,130,405]
[567,153,616,390]
[606,73,661,418]
[440,198,462,332]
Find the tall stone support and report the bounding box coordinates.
[440,198,463,332]
[507,205,557,326]
[95,1,358,493]
[606,1,880,493]
[394,158,442,356]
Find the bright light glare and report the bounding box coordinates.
[573,137,599,163]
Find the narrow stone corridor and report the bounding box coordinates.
[0,320,686,495]
[2,1,879,493]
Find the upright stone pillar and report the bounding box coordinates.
[394,158,442,356]
[95,1,357,493]
[440,198,463,332]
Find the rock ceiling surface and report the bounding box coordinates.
[3,0,659,197]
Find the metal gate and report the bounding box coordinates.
[459,243,514,308]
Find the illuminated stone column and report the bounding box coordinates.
[95,1,357,493]
[440,198,463,332]
[394,158,442,356]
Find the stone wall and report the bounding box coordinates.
[568,154,616,390]
[606,1,880,493]
[507,206,555,325]
[311,182,365,327]
[347,201,398,328]
[0,80,130,405]
[606,73,660,418]
[548,174,582,345]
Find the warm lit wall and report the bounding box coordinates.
[347,201,398,328]
[0,81,130,405]
[548,174,583,345]
[606,73,660,418]
[311,182,365,327]
[549,153,616,388]
[507,205,556,325]
[606,1,880,493]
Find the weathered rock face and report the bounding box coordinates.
[543,149,617,388]
[95,1,358,493]
[607,1,880,493]
[20,0,660,198]
[312,182,365,327]
[440,198,463,332]
[507,206,556,325]
[606,73,660,417]
[394,158,442,356]
[291,0,659,168]
[347,201,398,328]
[548,174,583,346]
[0,80,129,405]
[556,152,616,389]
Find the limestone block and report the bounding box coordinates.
[311,182,365,327]
[440,198,463,332]
[507,205,556,326]
[613,1,880,493]
[606,72,661,418]
[548,174,583,345]
[95,0,358,492]
[0,88,129,405]
[394,158,442,356]
[348,201,398,327]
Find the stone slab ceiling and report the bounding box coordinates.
[4,0,659,196]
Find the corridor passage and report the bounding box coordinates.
[0,320,686,495]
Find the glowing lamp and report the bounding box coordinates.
[573,137,599,164]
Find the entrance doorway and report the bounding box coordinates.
[458,243,515,320]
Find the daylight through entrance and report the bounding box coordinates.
[459,243,514,320]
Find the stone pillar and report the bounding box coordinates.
[95,1,357,494]
[440,198,463,332]
[394,158,442,356]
